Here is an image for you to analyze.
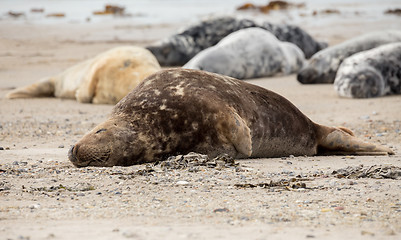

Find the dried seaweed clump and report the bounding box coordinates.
[237,1,304,14]
[332,165,401,180]
[93,5,125,15]
[384,9,401,16]
[160,152,239,171]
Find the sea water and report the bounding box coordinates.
[1,0,400,26]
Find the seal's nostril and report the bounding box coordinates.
[73,145,79,155]
[68,145,79,162]
[68,145,75,158]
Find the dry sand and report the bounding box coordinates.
[1,8,401,240]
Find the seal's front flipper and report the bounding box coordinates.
[6,78,55,99]
[317,125,394,155]
[218,108,252,157]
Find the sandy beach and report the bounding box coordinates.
[1,1,401,239]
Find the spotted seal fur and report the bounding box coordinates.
[68,69,393,167]
[297,30,401,84]
[183,28,305,79]
[146,16,327,66]
[6,46,161,104]
[334,42,401,98]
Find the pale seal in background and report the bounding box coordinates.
[297,30,401,84]
[146,16,327,66]
[68,69,393,167]
[183,28,305,79]
[334,42,401,98]
[6,46,161,104]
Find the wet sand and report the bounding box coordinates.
[1,6,401,240]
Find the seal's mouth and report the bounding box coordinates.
[68,144,111,167]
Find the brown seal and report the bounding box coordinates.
[6,46,160,104]
[68,69,394,167]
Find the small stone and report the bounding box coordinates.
[306,235,315,238]
[58,145,64,148]
[176,180,189,185]
[122,231,138,238]
[17,236,30,240]
[384,229,396,236]
[0,147,4,150]
[213,208,229,213]
[47,233,56,238]
[335,206,345,211]
[321,208,331,212]
[30,203,41,209]
[361,230,375,236]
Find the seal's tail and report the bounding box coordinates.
[317,125,394,155]
[6,78,55,99]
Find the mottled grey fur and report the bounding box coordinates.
[297,30,401,84]
[334,43,401,98]
[146,16,327,66]
[183,28,305,79]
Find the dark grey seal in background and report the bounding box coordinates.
[297,30,401,84]
[334,42,401,98]
[146,16,327,66]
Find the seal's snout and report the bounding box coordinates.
[68,145,81,167]
[297,68,317,84]
[67,140,113,167]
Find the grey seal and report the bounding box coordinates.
[183,28,305,79]
[146,16,327,66]
[297,30,401,84]
[68,69,393,167]
[334,42,401,98]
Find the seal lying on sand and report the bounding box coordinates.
[183,28,305,79]
[297,30,401,84]
[68,69,393,167]
[6,46,161,104]
[334,43,401,98]
[147,16,326,66]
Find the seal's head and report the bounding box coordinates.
[68,117,143,167]
[297,53,340,84]
[334,68,384,98]
[146,40,188,66]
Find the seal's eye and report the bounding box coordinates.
[95,128,107,134]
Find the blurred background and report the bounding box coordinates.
[2,0,400,26]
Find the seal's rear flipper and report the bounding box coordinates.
[6,78,55,99]
[317,125,394,155]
